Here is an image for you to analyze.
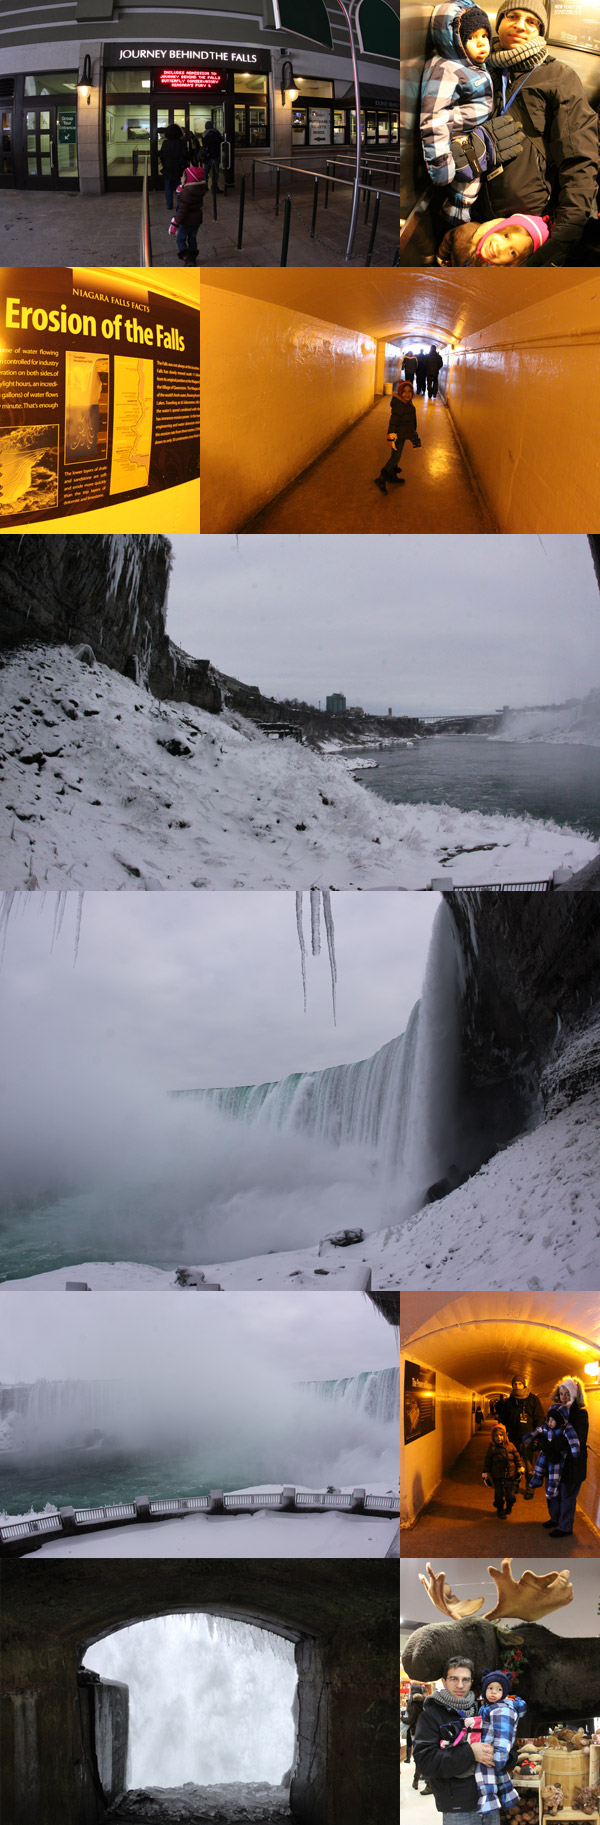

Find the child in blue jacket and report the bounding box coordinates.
[420,1,493,226]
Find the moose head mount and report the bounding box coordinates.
[403,1561,599,1731]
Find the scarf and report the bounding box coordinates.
[488,33,549,69]
[436,1685,477,1715]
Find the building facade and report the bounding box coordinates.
[0,0,398,193]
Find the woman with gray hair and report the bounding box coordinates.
[529,1376,589,1538]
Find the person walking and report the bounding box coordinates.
[501,1376,544,1500]
[404,1685,432,1793]
[374,381,421,495]
[202,120,224,195]
[402,351,418,389]
[172,163,207,265]
[475,1404,484,1429]
[413,1657,494,1821]
[525,1400,582,1538]
[159,123,188,210]
[416,349,428,395]
[426,345,444,397]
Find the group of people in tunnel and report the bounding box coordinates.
[419,0,600,265]
[482,1374,589,1537]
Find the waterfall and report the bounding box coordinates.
[179,904,463,1209]
[301,1367,400,1426]
[0,1379,122,1448]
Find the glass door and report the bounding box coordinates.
[0,108,12,184]
[25,105,78,187]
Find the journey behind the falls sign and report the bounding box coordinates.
[0,269,199,527]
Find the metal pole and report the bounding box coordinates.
[334,0,362,260]
[364,169,372,223]
[365,192,380,265]
[237,174,246,250]
[251,159,256,199]
[275,166,281,215]
[280,194,292,265]
[310,176,319,238]
[324,162,330,209]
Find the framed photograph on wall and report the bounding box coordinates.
[404,1361,436,1443]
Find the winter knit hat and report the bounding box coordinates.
[481,1670,513,1701]
[557,1378,579,1403]
[547,1405,567,1427]
[475,213,550,258]
[495,0,548,33]
[458,5,492,48]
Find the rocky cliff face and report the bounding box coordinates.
[0,535,223,715]
[446,891,600,1166]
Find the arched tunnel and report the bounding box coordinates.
[0,1559,398,1825]
[401,1291,600,1551]
[199,271,600,534]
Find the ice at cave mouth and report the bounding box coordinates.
[83,1614,297,1791]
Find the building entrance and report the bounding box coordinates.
[24,102,78,187]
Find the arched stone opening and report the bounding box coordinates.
[1,1561,398,1825]
[79,1606,317,1822]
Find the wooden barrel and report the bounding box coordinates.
[543,1747,590,1805]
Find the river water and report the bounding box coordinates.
[343,737,600,837]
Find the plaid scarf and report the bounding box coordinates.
[528,1417,579,1497]
[474,1697,527,1814]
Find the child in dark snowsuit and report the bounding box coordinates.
[483,1424,523,1514]
[374,383,421,495]
[420,0,494,227]
[172,164,207,265]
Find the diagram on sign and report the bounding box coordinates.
[0,425,59,517]
[109,355,153,494]
[65,353,109,465]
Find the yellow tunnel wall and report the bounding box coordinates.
[200,289,377,531]
[446,279,600,533]
[582,1392,600,1533]
[401,1352,475,1527]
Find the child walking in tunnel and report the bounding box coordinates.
[482,1424,523,1515]
[374,382,421,496]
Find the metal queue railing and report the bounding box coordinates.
[0,1487,400,1556]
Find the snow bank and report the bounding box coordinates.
[4,1505,399,1559]
[0,647,596,888]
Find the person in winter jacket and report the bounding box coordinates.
[482,1425,523,1515]
[525,1402,581,1536]
[537,1377,589,1536]
[469,0,599,264]
[420,2,494,226]
[402,351,418,387]
[440,1672,526,1815]
[499,1376,544,1499]
[416,349,428,394]
[413,1657,494,1816]
[374,382,421,495]
[202,121,224,194]
[159,124,188,210]
[173,164,207,265]
[404,1686,432,1791]
[426,345,444,396]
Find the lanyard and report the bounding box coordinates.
[500,68,532,114]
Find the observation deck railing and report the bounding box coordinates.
[0,1487,399,1556]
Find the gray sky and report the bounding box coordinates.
[0,890,438,1091]
[400,1558,600,1638]
[0,1290,397,1383]
[167,536,600,717]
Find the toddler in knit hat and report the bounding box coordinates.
[420,2,494,226]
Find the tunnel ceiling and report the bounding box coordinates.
[401,1292,600,1396]
[200,271,589,343]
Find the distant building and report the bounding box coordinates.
[326,692,347,714]
[387,707,392,716]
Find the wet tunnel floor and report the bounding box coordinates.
[405,1422,599,1557]
[240,395,493,534]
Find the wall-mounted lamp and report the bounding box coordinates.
[78,53,92,106]
[584,1360,600,1378]
[281,58,298,104]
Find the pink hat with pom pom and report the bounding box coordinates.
[475,214,550,258]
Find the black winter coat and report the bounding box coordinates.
[174,177,208,230]
[472,55,599,264]
[560,1401,588,1487]
[159,136,188,181]
[413,1695,478,1814]
[501,1390,544,1449]
[389,396,417,438]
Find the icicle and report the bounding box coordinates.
[322,890,337,1026]
[310,888,321,956]
[295,891,307,1015]
[51,891,67,951]
[74,893,84,967]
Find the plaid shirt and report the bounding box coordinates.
[528,1419,580,1498]
[474,1697,527,1814]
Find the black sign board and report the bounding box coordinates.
[103,44,272,72]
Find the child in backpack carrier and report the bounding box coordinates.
[483,1425,523,1515]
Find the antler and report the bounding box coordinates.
[418,1562,485,1620]
[484,1560,574,1622]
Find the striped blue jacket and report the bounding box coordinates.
[420,1,493,187]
